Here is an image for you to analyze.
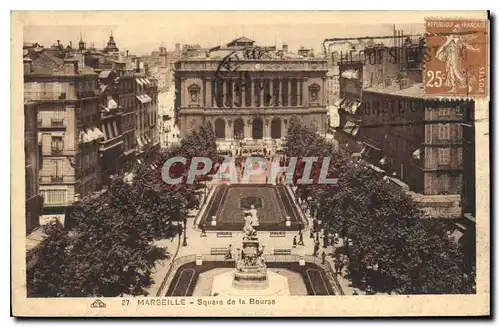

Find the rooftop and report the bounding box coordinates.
[364,83,425,98]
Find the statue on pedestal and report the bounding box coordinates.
[244,204,260,227]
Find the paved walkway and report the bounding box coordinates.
[146,170,362,296]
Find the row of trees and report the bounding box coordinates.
[284,117,474,294]
[27,123,218,297]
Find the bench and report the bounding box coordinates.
[270,231,286,237]
[273,249,292,255]
[216,232,233,238]
[210,248,229,255]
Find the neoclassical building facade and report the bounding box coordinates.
[174,37,328,153]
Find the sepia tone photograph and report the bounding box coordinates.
[11,10,490,317]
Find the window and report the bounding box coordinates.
[51,136,64,153]
[43,189,67,204]
[439,107,451,117]
[438,124,451,140]
[188,84,200,105]
[440,174,450,194]
[438,148,450,166]
[309,84,320,103]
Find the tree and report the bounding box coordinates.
[27,222,73,297]
[285,118,473,294]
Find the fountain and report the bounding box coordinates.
[211,209,290,296]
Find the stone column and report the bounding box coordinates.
[260,80,265,107]
[251,79,255,107]
[225,118,232,140]
[232,79,237,108]
[302,78,309,107]
[206,78,212,107]
[297,78,302,107]
[269,79,274,107]
[278,78,283,107]
[180,77,186,107]
[288,79,292,107]
[241,79,246,107]
[244,117,252,140]
[322,77,326,106]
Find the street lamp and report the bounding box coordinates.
[182,223,188,246]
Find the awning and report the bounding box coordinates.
[99,70,112,79]
[363,142,381,151]
[143,78,151,85]
[136,78,144,86]
[141,135,148,145]
[449,229,464,244]
[343,121,359,136]
[107,98,118,110]
[334,98,345,107]
[341,99,361,114]
[413,149,421,160]
[136,94,152,104]
[341,69,359,79]
[136,137,144,148]
[92,127,105,140]
[80,131,91,143]
[145,135,152,143]
[99,84,108,94]
[380,156,387,165]
[39,214,65,227]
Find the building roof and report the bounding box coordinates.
[30,51,64,74]
[232,36,255,43]
[364,83,425,99]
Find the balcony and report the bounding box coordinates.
[51,148,64,156]
[76,90,99,99]
[50,175,64,183]
[25,91,67,101]
[50,118,65,127]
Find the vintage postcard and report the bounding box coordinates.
[12,11,490,317]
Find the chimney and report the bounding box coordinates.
[126,50,129,57]
[282,43,288,53]
[135,58,141,72]
[69,41,73,48]
[23,58,33,74]
[64,57,79,75]
[175,43,181,54]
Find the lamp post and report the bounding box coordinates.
[182,222,188,246]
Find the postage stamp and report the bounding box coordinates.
[424,18,489,97]
[12,11,490,318]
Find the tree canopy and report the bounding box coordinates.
[284,118,472,294]
[27,123,218,297]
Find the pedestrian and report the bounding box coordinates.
[183,217,187,228]
[200,227,207,237]
[298,230,304,246]
[316,231,320,243]
[293,236,297,248]
[178,223,184,236]
[309,230,314,239]
[321,251,327,265]
[323,234,328,248]
[225,244,232,260]
[313,242,319,257]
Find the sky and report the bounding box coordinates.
[21,12,436,56]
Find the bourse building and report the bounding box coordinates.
[174,37,328,154]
